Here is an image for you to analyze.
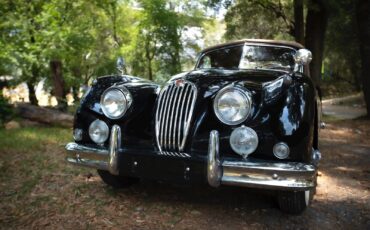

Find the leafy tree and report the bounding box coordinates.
[224,0,294,40]
[324,0,361,89]
[0,0,49,105]
[223,0,332,85]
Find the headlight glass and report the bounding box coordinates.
[230,126,258,158]
[273,142,290,159]
[213,87,252,125]
[101,88,128,119]
[89,119,109,144]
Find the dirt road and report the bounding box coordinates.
[0,119,369,229]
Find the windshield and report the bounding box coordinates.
[196,44,296,71]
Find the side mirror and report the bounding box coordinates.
[294,49,312,73]
[116,56,126,75]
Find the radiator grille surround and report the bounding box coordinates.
[155,80,197,156]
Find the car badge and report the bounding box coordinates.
[175,79,185,87]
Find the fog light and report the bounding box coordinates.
[89,119,109,144]
[273,142,290,159]
[230,126,258,158]
[73,128,83,141]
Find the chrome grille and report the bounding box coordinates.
[155,80,197,156]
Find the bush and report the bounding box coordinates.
[0,91,14,126]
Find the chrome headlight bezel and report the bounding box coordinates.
[213,86,252,125]
[100,85,133,119]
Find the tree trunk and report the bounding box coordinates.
[145,39,153,81]
[26,82,38,105]
[305,0,328,86]
[50,60,67,111]
[294,0,305,45]
[356,0,370,117]
[15,103,73,127]
[71,67,81,102]
[27,64,40,105]
[72,86,79,103]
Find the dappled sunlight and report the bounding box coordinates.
[1,119,369,229]
[2,81,76,107]
[316,170,369,202]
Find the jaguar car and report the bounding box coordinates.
[65,39,322,214]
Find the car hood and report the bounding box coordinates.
[171,69,288,90]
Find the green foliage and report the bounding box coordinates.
[224,0,294,40]
[0,0,217,97]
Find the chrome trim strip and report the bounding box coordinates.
[221,175,315,190]
[169,87,179,149]
[164,85,176,149]
[177,85,190,150]
[207,130,222,187]
[160,151,190,158]
[172,86,184,149]
[108,125,121,175]
[155,85,166,152]
[65,142,109,156]
[159,85,171,147]
[195,43,296,70]
[180,83,197,151]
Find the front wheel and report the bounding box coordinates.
[277,189,314,214]
[97,170,140,189]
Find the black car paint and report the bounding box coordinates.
[75,69,315,156]
[74,75,160,148]
[74,67,317,173]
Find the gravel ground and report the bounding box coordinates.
[0,119,369,230]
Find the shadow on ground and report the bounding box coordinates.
[0,119,369,229]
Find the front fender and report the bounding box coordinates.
[273,79,316,162]
[74,75,160,148]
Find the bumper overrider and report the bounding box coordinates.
[65,126,317,191]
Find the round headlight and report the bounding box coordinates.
[213,86,252,125]
[89,119,109,144]
[101,87,131,119]
[230,126,258,158]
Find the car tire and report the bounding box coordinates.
[277,189,314,214]
[97,170,140,189]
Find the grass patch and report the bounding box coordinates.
[0,126,92,228]
[0,126,71,152]
[322,114,342,122]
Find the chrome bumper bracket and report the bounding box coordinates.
[65,125,121,175]
[207,130,317,191]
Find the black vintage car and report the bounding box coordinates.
[65,39,322,214]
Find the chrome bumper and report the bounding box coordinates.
[65,127,316,190]
[207,130,317,191]
[65,125,121,175]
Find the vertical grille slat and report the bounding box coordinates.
[155,81,197,157]
[158,85,171,149]
[163,85,176,149]
[177,85,190,149]
[172,86,185,150]
[168,87,179,149]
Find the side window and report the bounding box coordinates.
[198,55,211,69]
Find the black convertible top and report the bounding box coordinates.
[201,39,304,53]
